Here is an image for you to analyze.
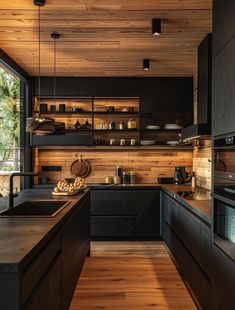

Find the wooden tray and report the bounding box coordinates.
[52,191,77,196]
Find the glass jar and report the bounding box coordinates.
[123,172,131,184]
[130,171,137,184]
[127,119,137,129]
[119,121,126,130]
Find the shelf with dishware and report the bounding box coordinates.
[30,96,192,147]
[37,111,92,116]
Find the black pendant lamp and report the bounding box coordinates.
[34,0,46,111]
[51,32,60,105]
[152,18,161,36]
[143,59,150,71]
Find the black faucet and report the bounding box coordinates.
[8,172,38,208]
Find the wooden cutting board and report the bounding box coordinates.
[70,155,90,178]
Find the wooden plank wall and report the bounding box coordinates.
[34,149,193,184]
[193,140,211,190]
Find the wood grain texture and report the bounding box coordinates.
[34,149,193,184]
[70,241,196,310]
[193,140,211,190]
[0,0,212,76]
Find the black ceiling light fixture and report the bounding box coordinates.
[34,0,46,112]
[51,31,60,105]
[152,18,161,36]
[34,0,46,5]
[143,59,150,71]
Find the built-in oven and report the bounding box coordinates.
[214,134,235,260]
[214,134,235,196]
[214,194,235,261]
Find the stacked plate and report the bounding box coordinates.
[166,141,180,146]
[145,125,160,130]
[164,124,183,130]
[141,140,156,145]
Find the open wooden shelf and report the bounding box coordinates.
[35,145,193,150]
[32,96,192,147]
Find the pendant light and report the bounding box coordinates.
[51,32,60,106]
[34,0,46,113]
[152,18,161,36]
[143,59,150,71]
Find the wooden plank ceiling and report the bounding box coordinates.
[0,0,212,77]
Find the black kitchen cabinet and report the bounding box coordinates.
[197,34,212,125]
[62,196,90,310]
[90,190,160,239]
[91,216,138,237]
[141,77,193,113]
[211,244,235,310]
[162,193,212,277]
[213,0,235,56]
[212,36,235,137]
[35,77,193,115]
[0,196,90,310]
[162,192,212,309]
[23,254,62,310]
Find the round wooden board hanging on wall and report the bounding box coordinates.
[70,155,90,178]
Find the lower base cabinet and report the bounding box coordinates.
[211,244,235,310]
[62,197,90,310]
[90,190,160,239]
[24,254,62,310]
[162,193,212,310]
[0,195,90,310]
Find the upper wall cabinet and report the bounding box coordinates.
[34,77,141,98]
[213,0,235,56]
[34,77,193,114]
[212,36,235,137]
[141,78,193,113]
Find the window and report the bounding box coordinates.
[0,66,23,195]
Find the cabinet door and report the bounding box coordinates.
[200,223,212,278]
[178,207,201,262]
[91,216,138,237]
[23,255,62,310]
[141,78,193,113]
[91,190,160,238]
[163,194,179,232]
[91,191,139,215]
[212,36,235,137]
[213,0,235,56]
[62,198,90,310]
[212,244,235,310]
[137,191,160,236]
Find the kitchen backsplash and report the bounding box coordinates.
[34,149,193,184]
[193,140,212,190]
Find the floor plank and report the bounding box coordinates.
[70,242,197,310]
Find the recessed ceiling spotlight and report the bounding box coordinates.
[34,0,46,6]
[143,59,150,71]
[152,18,161,36]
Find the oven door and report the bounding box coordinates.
[214,194,235,261]
[214,148,235,180]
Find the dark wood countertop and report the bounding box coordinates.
[0,189,90,272]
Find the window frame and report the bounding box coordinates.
[0,49,32,189]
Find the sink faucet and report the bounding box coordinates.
[8,172,38,208]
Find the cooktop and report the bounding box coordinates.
[176,190,211,201]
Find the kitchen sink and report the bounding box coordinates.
[0,200,70,217]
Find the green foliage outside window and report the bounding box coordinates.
[0,67,21,171]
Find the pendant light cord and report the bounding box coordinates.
[38,5,41,111]
[54,37,56,105]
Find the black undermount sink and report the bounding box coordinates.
[0,200,70,217]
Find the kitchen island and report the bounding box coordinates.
[0,189,90,310]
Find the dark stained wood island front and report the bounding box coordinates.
[0,189,90,310]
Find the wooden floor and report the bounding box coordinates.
[70,242,197,310]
